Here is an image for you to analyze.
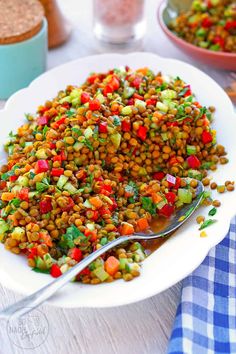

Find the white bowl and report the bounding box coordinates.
[0,52,235,308]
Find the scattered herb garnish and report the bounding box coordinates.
[199,219,217,230]
[32,268,50,274]
[208,207,217,216]
[141,196,156,215]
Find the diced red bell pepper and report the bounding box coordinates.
[84,229,97,242]
[166,121,178,127]
[61,197,75,211]
[51,168,64,177]
[40,199,52,214]
[27,246,38,259]
[50,264,62,278]
[183,85,192,97]
[165,192,176,204]
[37,116,49,126]
[212,35,225,48]
[225,20,236,31]
[86,209,99,221]
[99,122,108,133]
[153,171,165,181]
[52,116,66,129]
[108,75,120,91]
[100,184,113,195]
[35,160,50,174]
[159,204,175,217]
[108,197,118,211]
[76,267,91,280]
[0,181,7,190]
[127,98,135,106]
[60,151,67,161]
[202,17,213,28]
[50,142,56,149]
[137,126,148,141]
[9,175,18,182]
[131,77,142,89]
[146,98,157,106]
[87,74,99,84]
[89,99,101,111]
[202,130,213,144]
[81,92,91,104]
[69,247,83,262]
[187,155,201,169]
[103,85,114,96]
[133,93,144,100]
[168,176,181,189]
[99,207,111,217]
[19,187,29,201]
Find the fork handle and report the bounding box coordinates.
[0,235,130,320]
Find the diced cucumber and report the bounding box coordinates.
[83,199,93,208]
[29,191,39,199]
[86,223,95,231]
[121,106,132,115]
[0,219,9,235]
[94,257,104,268]
[93,266,109,281]
[161,89,177,100]
[35,256,47,270]
[35,149,48,159]
[84,127,93,139]
[60,264,69,274]
[156,101,168,113]
[123,87,135,98]
[178,188,192,204]
[96,93,105,103]
[186,145,197,155]
[119,258,129,270]
[73,142,84,152]
[11,227,25,241]
[188,169,202,180]
[135,99,146,109]
[175,200,184,209]
[110,132,121,149]
[156,199,167,210]
[161,133,168,141]
[11,185,22,193]
[63,182,78,195]
[43,253,53,268]
[134,248,146,261]
[17,176,29,187]
[57,175,69,189]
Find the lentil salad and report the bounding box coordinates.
[169,0,236,53]
[0,66,228,284]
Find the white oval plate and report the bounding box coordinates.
[0,53,236,308]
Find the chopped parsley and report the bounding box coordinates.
[141,196,156,215]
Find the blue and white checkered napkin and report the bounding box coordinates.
[168,216,236,354]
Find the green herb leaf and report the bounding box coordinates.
[199,219,217,230]
[9,198,21,208]
[72,127,82,136]
[178,87,189,97]
[59,224,84,249]
[32,268,50,274]
[42,125,49,138]
[66,109,76,117]
[208,207,217,216]
[84,139,94,151]
[141,196,156,215]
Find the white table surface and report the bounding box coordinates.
[0,1,233,353]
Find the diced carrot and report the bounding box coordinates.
[136,67,148,75]
[89,196,103,209]
[39,232,53,247]
[169,157,179,166]
[151,193,163,204]
[1,192,14,201]
[137,217,149,231]
[120,222,134,235]
[153,111,164,119]
[105,256,120,275]
[8,215,18,226]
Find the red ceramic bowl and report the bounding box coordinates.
[158,0,236,71]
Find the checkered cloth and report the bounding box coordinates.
[168,216,236,354]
